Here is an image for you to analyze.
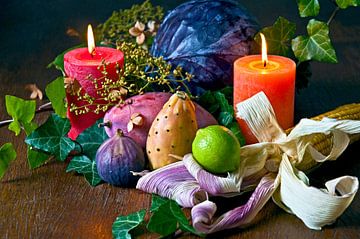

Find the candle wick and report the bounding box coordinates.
[263,60,267,68]
[90,49,96,58]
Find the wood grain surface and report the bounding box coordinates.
[1,1,360,238]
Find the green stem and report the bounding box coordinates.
[327,6,340,25]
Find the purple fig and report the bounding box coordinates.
[95,130,145,187]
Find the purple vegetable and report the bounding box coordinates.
[103,92,217,148]
[150,0,259,94]
[96,130,145,187]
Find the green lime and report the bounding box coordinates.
[192,125,241,174]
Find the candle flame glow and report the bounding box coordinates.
[260,33,268,67]
[87,24,95,55]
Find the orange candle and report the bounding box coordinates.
[234,34,296,144]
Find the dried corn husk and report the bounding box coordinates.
[136,92,360,234]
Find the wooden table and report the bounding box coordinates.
[1,1,360,238]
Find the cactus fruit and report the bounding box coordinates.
[103,92,217,148]
[146,91,198,169]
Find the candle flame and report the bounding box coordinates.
[87,24,95,55]
[260,33,268,67]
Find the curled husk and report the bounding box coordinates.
[96,130,145,187]
[136,161,208,208]
[136,92,360,234]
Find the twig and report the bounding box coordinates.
[0,102,54,128]
[327,6,340,25]
[0,119,14,127]
[38,102,52,110]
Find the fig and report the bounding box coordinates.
[103,92,217,148]
[95,130,145,187]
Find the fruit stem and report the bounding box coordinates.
[116,129,124,137]
[98,121,112,128]
[175,91,187,100]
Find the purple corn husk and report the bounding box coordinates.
[191,174,277,234]
[136,161,208,208]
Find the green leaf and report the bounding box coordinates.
[8,120,21,136]
[27,147,50,169]
[219,86,233,103]
[297,0,320,17]
[147,196,203,237]
[5,95,36,136]
[75,119,108,160]
[25,114,75,161]
[112,210,146,239]
[47,44,84,74]
[197,91,219,114]
[0,143,17,179]
[45,77,67,118]
[214,91,233,126]
[147,201,178,237]
[255,17,296,56]
[66,155,102,186]
[292,19,338,63]
[23,121,38,136]
[335,0,360,9]
[169,201,204,237]
[228,121,246,146]
[150,194,170,212]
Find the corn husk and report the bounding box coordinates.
[136,92,360,234]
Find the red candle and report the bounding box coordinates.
[64,25,124,140]
[234,34,296,144]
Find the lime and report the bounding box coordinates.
[192,125,241,174]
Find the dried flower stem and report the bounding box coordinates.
[327,6,340,25]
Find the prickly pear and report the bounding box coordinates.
[103,92,217,148]
[146,91,198,169]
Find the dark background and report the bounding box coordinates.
[0,1,360,238]
[0,0,359,119]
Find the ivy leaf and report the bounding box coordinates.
[66,155,102,186]
[5,95,36,136]
[169,201,204,237]
[47,44,84,74]
[197,91,219,114]
[45,77,67,118]
[150,194,171,212]
[228,122,246,146]
[25,114,75,161]
[8,121,21,136]
[27,147,50,169]
[292,19,338,63]
[255,17,296,56]
[0,143,17,179]
[76,119,108,160]
[214,91,233,126]
[147,196,203,237]
[23,121,38,136]
[147,201,178,237]
[297,0,320,17]
[112,210,146,239]
[219,86,233,103]
[335,0,360,9]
